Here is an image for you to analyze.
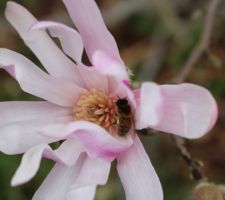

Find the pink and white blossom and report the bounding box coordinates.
[0,1,218,200]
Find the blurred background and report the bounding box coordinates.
[0,0,225,199]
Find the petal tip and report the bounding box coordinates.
[5,1,21,17]
[11,174,25,187]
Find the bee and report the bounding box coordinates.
[116,98,132,136]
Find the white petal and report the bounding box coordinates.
[62,0,123,65]
[0,122,62,155]
[33,154,106,200]
[71,157,110,188]
[0,49,85,107]
[0,101,72,127]
[5,1,84,85]
[67,185,96,200]
[31,21,83,64]
[11,140,85,186]
[39,121,133,161]
[117,135,163,200]
[32,161,84,200]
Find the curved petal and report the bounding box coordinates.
[5,2,84,85]
[136,82,218,138]
[32,160,84,200]
[0,49,85,107]
[0,101,72,127]
[33,154,106,200]
[39,121,133,161]
[71,156,110,189]
[62,0,123,65]
[117,135,163,200]
[31,21,83,64]
[92,50,128,80]
[135,82,163,129]
[11,140,84,186]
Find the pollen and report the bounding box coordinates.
[74,89,118,133]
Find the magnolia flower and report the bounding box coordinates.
[0,1,218,200]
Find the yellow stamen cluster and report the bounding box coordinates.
[74,89,118,132]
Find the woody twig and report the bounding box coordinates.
[173,0,220,84]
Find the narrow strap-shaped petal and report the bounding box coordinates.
[0,101,72,155]
[5,1,83,85]
[33,154,107,200]
[11,140,85,186]
[135,82,218,138]
[62,0,123,65]
[39,121,133,161]
[0,49,85,107]
[32,160,85,200]
[71,156,110,188]
[31,21,84,64]
[0,121,70,155]
[117,135,163,200]
[0,101,72,127]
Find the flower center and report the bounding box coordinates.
[74,89,118,133]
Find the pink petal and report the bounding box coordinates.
[67,185,96,200]
[117,135,163,200]
[40,121,133,161]
[5,2,84,85]
[156,83,218,138]
[11,140,84,186]
[0,101,72,127]
[0,49,85,107]
[0,122,61,155]
[71,156,110,188]
[92,50,128,80]
[32,162,84,200]
[53,139,85,166]
[33,154,106,200]
[136,83,218,138]
[62,0,123,65]
[31,21,84,64]
[78,66,109,93]
[0,101,72,155]
[135,82,162,129]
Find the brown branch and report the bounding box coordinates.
[173,0,220,83]
[172,136,206,181]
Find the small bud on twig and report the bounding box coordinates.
[192,182,224,200]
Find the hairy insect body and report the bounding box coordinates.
[116,98,132,136]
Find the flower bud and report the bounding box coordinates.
[192,182,224,200]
